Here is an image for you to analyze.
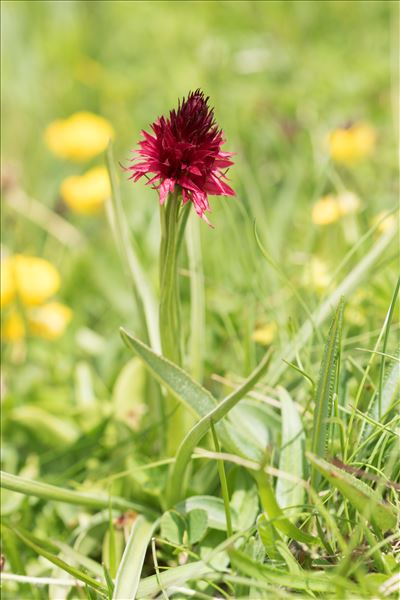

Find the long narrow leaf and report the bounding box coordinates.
[113,516,158,600]
[120,328,216,417]
[106,143,160,352]
[0,471,158,518]
[254,471,316,544]
[3,524,107,595]
[307,453,397,532]
[276,387,305,518]
[186,213,205,381]
[167,349,272,505]
[137,560,211,597]
[229,548,359,593]
[311,299,344,488]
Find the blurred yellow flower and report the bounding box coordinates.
[1,257,15,308]
[312,191,361,225]
[60,166,111,215]
[372,210,397,234]
[336,191,361,216]
[1,255,61,307]
[305,257,331,292]
[2,311,25,342]
[328,122,376,165]
[252,322,277,346]
[1,255,71,343]
[29,302,73,340]
[14,255,60,306]
[44,112,114,161]
[312,195,342,225]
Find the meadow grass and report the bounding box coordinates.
[1,1,399,599]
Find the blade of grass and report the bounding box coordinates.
[311,299,344,488]
[254,470,316,544]
[106,143,160,352]
[307,453,397,532]
[166,348,273,505]
[266,225,396,386]
[276,387,305,520]
[138,528,247,596]
[378,277,400,418]
[3,524,107,596]
[112,516,159,600]
[137,560,212,597]
[254,222,322,343]
[0,470,158,518]
[210,422,233,538]
[185,212,205,382]
[108,497,117,579]
[1,525,40,599]
[229,548,358,593]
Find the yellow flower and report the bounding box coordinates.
[305,257,331,292]
[312,195,342,225]
[60,166,111,215]
[372,210,397,234]
[13,255,61,306]
[336,191,361,216]
[1,257,15,308]
[2,311,25,342]
[1,255,60,307]
[328,122,376,165]
[312,191,361,226]
[29,302,73,340]
[44,112,114,161]
[252,322,277,346]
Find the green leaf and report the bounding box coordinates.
[230,470,259,531]
[311,299,344,488]
[229,548,359,593]
[275,540,302,574]
[276,387,305,519]
[254,472,316,544]
[102,528,124,580]
[3,524,107,595]
[199,530,230,570]
[186,509,208,544]
[121,327,272,506]
[167,348,272,504]
[160,510,186,545]
[10,405,79,446]
[113,516,158,600]
[177,495,239,531]
[0,470,158,518]
[112,357,147,430]
[376,360,400,420]
[137,560,211,598]
[120,328,216,418]
[307,452,397,532]
[378,276,400,418]
[228,401,272,454]
[257,514,281,560]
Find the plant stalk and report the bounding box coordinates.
[159,189,190,454]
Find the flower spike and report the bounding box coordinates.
[128,90,234,224]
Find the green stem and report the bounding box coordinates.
[159,190,190,454]
[210,422,233,538]
[159,189,181,364]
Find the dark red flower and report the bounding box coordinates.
[128,90,234,224]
